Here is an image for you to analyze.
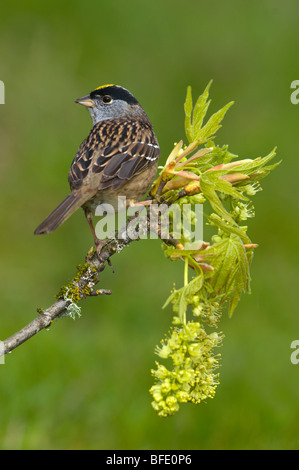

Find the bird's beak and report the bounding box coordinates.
[75,95,96,107]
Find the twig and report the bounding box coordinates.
[2,298,70,354]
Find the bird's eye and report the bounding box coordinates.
[102,95,112,104]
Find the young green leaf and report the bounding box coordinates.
[196,101,234,144]
[208,213,251,245]
[205,170,249,201]
[192,81,212,140]
[199,173,235,223]
[184,82,233,145]
[207,234,250,316]
[184,86,194,143]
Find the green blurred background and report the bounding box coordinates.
[0,0,298,450]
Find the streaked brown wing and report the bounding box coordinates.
[68,143,95,190]
[68,118,160,191]
[96,140,160,190]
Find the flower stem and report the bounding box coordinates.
[184,256,189,287]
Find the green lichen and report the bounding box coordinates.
[56,263,98,303]
[56,283,81,303]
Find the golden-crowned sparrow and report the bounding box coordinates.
[34,84,160,251]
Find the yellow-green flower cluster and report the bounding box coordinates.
[150,321,221,417]
[191,298,221,327]
[232,201,255,222]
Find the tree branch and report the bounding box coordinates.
[0,231,134,358]
[0,209,178,358]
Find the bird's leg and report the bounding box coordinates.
[84,209,106,256]
[83,210,115,271]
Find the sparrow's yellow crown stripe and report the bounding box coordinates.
[95,84,115,90]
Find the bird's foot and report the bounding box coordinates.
[95,239,108,257]
[95,239,114,272]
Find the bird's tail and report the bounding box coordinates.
[34,192,87,235]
